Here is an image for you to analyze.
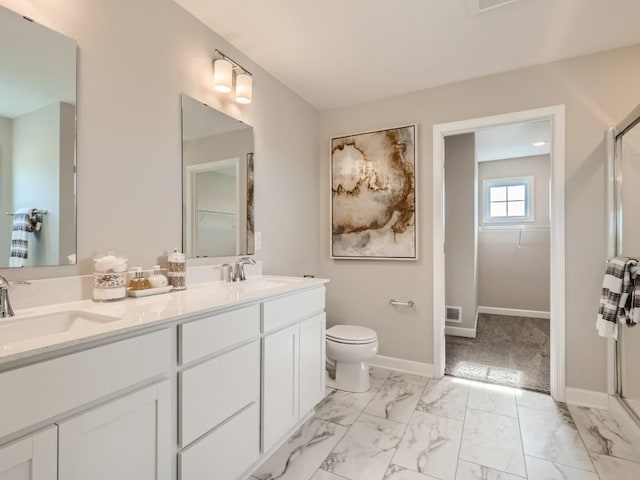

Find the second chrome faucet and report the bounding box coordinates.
[221,257,256,283]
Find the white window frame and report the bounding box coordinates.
[482,176,534,224]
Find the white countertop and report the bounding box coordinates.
[0,275,328,369]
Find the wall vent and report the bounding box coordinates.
[471,0,519,15]
[446,306,462,323]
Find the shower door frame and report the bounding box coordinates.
[607,104,640,429]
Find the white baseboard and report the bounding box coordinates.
[609,396,640,450]
[445,326,476,338]
[477,306,550,319]
[565,387,609,409]
[369,354,433,378]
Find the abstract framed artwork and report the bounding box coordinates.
[331,124,417,260]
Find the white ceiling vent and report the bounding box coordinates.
[471,0,519,15]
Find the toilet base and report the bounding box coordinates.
[334,361,370,393]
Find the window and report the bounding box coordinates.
[483,177,533,223]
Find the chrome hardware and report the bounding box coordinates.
[233,257,256,282]
[220,263,233,283]
[389,299,415,307]
[0,276,14,318]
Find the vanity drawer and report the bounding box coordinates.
[262,287,325,333]
[179,340,259,448]
[179,402,259,480]
[179,304,260,365]
[0,329,171,440]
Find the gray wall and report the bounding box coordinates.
[319,44,640,394]
[0,0,320,279]
[444,133,477,330]
[477,155,550,311]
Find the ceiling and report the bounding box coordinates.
[476,120,551,162]
[174,0,640,111]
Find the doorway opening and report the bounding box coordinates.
[443,121,551,392]
[432,106,566,401]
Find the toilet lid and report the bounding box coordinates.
[326,325,377,344]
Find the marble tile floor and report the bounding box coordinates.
[251,368,640,480]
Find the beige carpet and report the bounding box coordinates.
[445,313,550,393]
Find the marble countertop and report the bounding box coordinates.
[0,275,328,369]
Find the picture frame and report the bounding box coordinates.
[330,124,417,260]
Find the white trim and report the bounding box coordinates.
[433,104,566,400]
[565,387,609,409]
[369,354,433,378]
[445,326,476,338]
[477,306,550,319]
[609,395,640,449]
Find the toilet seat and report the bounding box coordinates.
[326,325,377,345]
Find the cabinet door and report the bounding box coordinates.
[299,313,326,415]
[58,380,170,480]
[262,323,299,452]
[0,426,56,480]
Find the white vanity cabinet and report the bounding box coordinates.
[58,380,171,480]
[0,329,172,480]
[262,322,300,450]
[261,287,326,454]
[177,304,261,480]
[299,313,326,415]
[0,426,56,480]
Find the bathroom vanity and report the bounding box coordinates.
[0,276,327,480]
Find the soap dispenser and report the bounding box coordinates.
[148,265,168,288]
[128,267,151,291]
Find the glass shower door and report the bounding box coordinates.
[616,114,640,420]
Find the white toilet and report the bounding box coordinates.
[326,325,378,393]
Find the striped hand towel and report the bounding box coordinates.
[597,256,638,339]
[9,208,40,267]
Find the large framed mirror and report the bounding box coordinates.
[181,94,254,258]
[0,5,77,268]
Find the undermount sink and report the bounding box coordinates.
[0,310,121,347]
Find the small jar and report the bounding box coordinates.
[128,267,151,291]
[93,251,128,302]
[167,249,186,290]
[148,265,168,288]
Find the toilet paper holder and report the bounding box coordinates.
[389,299,415,307]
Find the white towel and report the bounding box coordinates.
[9,208,41,267]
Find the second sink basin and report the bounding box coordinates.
[0,310,121,347]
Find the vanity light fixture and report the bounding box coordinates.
[213,58,233,93]
[213,49,253,104]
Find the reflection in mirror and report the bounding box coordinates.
[0,6,77,267]
[181,94,254,258]
[616,110,640,421]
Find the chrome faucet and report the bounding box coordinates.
[232,257,256,282]
[0,276,14,318]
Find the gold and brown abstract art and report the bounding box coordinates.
[331,125,416,259]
